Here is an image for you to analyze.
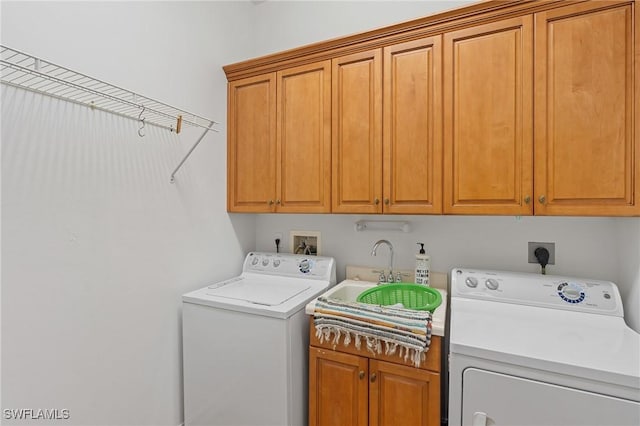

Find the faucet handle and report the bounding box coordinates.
[373,270,387,284]
[395,272,409,283]
[387,270,395,283]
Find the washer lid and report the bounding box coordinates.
[206,277,310,306]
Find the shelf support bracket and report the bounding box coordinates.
[169,121,218,183]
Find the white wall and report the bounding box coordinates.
[250,0,474,56]
[1,2,255,425]
[249,0,640,333]
[616,218,640,331]
[255,214,617,278]
[2,3,639,426]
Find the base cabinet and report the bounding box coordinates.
[309,317,442,426]
[309,348,440,426]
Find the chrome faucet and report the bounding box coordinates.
[371,239,394,283]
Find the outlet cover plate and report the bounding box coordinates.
[528,242,555,265]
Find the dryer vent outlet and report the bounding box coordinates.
[528,242,555,265]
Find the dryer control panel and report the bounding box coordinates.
[243,252,336,284]
[451,268,624,317]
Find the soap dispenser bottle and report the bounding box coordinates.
[415,243,431,286]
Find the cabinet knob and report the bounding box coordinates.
[268,200,274,206]
[384,198,390,205]
[524,196,531,204]
[370,373,377,383]
[359,371,365,380]
[276,199,281,205]
[538,195,546,204]
[374,198,380,205]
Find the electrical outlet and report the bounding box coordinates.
[274,232,283,252]
[528,242,555,265]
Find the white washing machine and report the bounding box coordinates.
[182,252,336,426]
[448,268,640,426]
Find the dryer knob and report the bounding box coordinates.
[485,278,499,290]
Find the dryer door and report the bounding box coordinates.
[462,368,640,426]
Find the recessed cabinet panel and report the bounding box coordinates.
[369,360,440,426]
[227,74,277,212]
[383,37,443,214]
[332,50,383,213]
[309,348,368,426]
[277,62,331,212]
[444,17,533,215]
[534,2,638,215]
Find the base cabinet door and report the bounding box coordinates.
[534,1,639,215]
[310,347,440,426]
[309,347,369,426]
[369,360,440,426]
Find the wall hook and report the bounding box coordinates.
[138,105,146,137]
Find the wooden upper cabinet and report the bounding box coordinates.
[227,73,277,212]
[332,49,383,214]
[534,1,639,216]
[369,360,440,426]
[277,61,332,212]
[227,0,638,217]
[443,16,534,215]
[333,39,443,215]
[309,347,369,426]
[383,37,443,214]
[227,62,330,213]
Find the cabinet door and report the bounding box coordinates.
[227,73,277,212]
[332,49,383,213]
[277,61,332,212]
[309,347,368,426]
[443,16,533,215]
[383,36,443,214]
[369,360,440,426]
[534,1,639,216]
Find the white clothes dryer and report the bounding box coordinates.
[448,268,640,426]
[182,252,336,426]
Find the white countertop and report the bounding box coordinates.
[305,279,447,337]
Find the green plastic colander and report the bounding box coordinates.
[356,283,442,312]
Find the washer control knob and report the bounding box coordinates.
[485,278,499,290]
[465,277,478,288]
[299,259,311,274]
[251,257,259,266]
[262,258,269,267]
[273,259,280,267]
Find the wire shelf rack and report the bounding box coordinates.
[1,44,219,182]
[0,44,217,133]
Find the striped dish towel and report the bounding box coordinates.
[313,297,432,367]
